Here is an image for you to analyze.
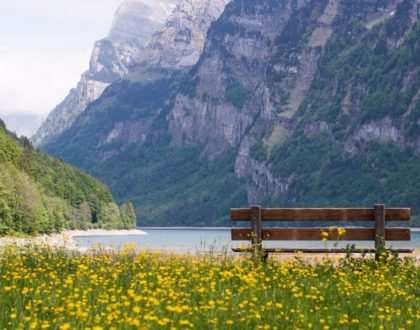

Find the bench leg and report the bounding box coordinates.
[252,245,268,264]
[375,204,386,261]
[262,251,268,263]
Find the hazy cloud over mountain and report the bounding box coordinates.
[0,0,122,117]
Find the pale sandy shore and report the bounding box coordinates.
[68,229,147,237]
[0,229,147,251]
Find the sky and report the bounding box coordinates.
[0,0,123,118]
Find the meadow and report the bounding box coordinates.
[0,245,418,330]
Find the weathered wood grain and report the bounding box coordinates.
[231,227,411,241]
[375,204,386,249]
[231,208,410,221]
[231,247,414,253]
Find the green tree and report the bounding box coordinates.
[0,182,13,235]
[120,201,137,229]
[97,202,123,229]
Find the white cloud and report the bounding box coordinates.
[0,0,123,116]
[1,0,122,24]
[0,48,91,115]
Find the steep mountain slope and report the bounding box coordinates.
[0,119,135,235]
[41,0,419,226]
[32,0,179,146]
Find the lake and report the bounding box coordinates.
[74,228,420,252]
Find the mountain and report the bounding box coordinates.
[31,0,230,146]
[31,0,179,146]
[38,0,419,226]
[0,119,135,235]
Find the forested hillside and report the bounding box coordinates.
[0,120,135,235]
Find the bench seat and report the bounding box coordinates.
[232,247,413,254]
[231,205,412,259]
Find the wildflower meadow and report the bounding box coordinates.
[0,245,418,329]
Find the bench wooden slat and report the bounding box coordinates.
[231,208,410,221]
[231,228,411,241]
[232,247,414,254]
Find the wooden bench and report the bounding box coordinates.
[231,205,412,259]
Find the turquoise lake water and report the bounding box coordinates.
[74,228,420,253]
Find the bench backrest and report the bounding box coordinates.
[231,205,411,248]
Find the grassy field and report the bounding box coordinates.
[0,245,418,330]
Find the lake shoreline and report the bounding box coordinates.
[1,228,419,259]
[0,229,148,250]
[70,229,148,237]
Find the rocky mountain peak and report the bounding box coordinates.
[132,0,231,73]
[109,0,178,46]
[32,0,180,146]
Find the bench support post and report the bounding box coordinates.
[250,205,263,262]
[374,204,385,260]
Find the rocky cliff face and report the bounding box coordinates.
[108,0,177,45]
[168,0,339,200]
[40,0,419,225]
[169,0,297,157]
[169,0,419,203]
[94,0,230,155]
[135,0,230,70]
[32,0,178,146]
